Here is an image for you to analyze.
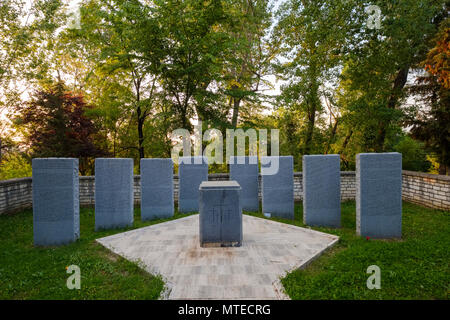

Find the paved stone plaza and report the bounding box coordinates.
[97,214,339,300]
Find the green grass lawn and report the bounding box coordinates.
[0,208,197,299]
[248,202,450,299]
[0,202,448,299]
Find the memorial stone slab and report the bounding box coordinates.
[356,152,402,238]
[95,158,134,230]
[303,154,341,227]
[178,156,208,213]
[140,158,174,220]
[229,156,259,212]
[199,181,242,247]
[261,156,294,219]
[32,158,79,246]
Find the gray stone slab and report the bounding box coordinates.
[178,156,208,213]
[261,156,294,219]
[229,156,259,212]
[199,181,242,247]
[32,158,79,246]
[356,153,402,238]
[303,155,341,228]
[140,158,174,221]
[95,158,134,230]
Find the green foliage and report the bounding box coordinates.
[273,0,352,155]
[0,0,448,174]
[408,18,450,175]
[393,136,431,172]
[272,0,447,169]
[14,83,107,175]
[0,153,32,180]
[0,0,65,130]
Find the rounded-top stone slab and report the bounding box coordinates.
[140,158,174,221]
[178,156,209,213]
[32,158,80,246]
[95,158,134,230]
[229,156,259,212]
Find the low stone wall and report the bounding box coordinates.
[1,171,449,215]
[0,178,32,214]
[402,170,450,210]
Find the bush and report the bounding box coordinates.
[0,153,32,180]
[393,136,431,172]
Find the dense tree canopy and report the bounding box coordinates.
[0,0,448,178]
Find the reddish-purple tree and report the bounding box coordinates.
[16,83,108,175]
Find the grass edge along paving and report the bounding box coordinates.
[247,201,449,300]
[0,201,448,299]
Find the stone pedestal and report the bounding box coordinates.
[32,158,79,246]
[229,156,259,212]
[261,156,294,219]
[178,156,208,213]
[140,158,174,220]
[199,181,242,247]
[95,158,134,230]
[356,153,402,238]
[303,155,341,227]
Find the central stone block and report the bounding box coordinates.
[199,181,242,247]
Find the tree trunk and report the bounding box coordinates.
[325,118,339,154]
[303,105,316,155]
[341,130,353,152]
[231,97,241,128]
[376,67,410,152]
[137,105,145,160]
[339,130,353,169]
[438,163,448,175]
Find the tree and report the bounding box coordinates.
[14,83,108,175]
[273,0,354,155]
[146,0,234,130]
[0,134,13,164]
[221,0,274,128]
[70,0,164,161]
[337,0,446,153]
[424,19,450,88]
[0,0,65,134]
[408,17,450,175]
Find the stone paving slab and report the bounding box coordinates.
[96,215,339,300]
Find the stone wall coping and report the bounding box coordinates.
[3,171,450,183]
[0,177,32,186]
[402,170,450,182]
[2,170,449,215]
